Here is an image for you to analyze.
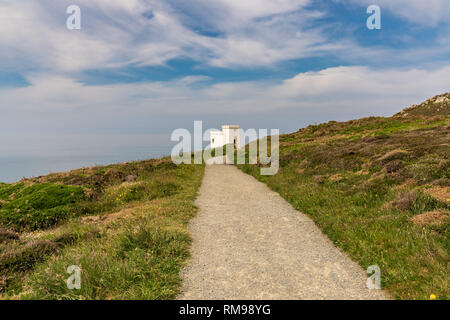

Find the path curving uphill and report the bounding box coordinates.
[179,165,389,300]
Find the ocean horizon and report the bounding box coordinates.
[0,147,171,183]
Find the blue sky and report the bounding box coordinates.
[2,0,448,85]
[0,0,450,178]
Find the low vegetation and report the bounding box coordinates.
[1,158,204,299]
[239,93,449,300]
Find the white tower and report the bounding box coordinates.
[210,125,241,149]
[222,125,241,149]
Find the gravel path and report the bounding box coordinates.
[179,164,389,300]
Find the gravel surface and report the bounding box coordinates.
[179,164,390,300]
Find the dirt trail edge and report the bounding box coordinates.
[179,165,389,300]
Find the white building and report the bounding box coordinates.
[210,125,241,150]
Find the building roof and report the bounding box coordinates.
[222,125,240,129]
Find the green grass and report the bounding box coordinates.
[1,158,204,299]
[238,113,449,300]
[0,183,87,230]
[0,160,188,232]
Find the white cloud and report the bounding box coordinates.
[0,0,333,72]
[1,0,448,74]
[2,65,449,118]
[176,75,212,85]
[0,0,188,72]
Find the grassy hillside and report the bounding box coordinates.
[0,158,204,299]
[239,93,449,300]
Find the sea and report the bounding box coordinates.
[0,146,171,183]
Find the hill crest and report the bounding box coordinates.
[394,92,450,118]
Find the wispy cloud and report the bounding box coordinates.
[1,0,449,77]
[0,0,328,73]
[2,65,449,126]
